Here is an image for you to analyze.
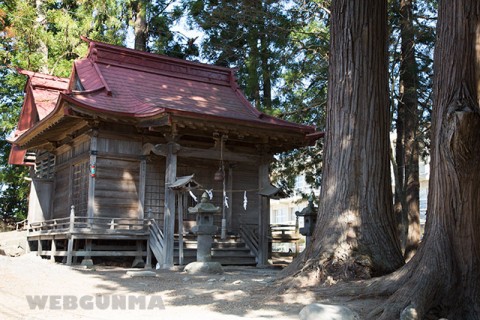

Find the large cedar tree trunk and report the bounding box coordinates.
[327,1,480,318]
[282,0,404,283]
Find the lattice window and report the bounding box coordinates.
[34,152,55,179]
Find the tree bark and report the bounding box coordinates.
[281,0,404,283]
[394,86,407,251]
[35,0,48,74]
[399,0,420,261]
[260,33,272,111]
[133,0,148,52]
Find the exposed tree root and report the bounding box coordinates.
[276,247,377,292]
[305,241,453,319]
[275,237,462,319]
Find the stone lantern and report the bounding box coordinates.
[295,195,318,247]
[184,192,223,274]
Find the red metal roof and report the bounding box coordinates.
[10,39,318,156]
[8,70,69,165]
[64,39,314,131]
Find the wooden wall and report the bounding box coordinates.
[231,163,259,229]
[49,132,262,230]
[71,161,89,216]
[52,137,90,219]
[94,137,142,219]
[94,157,140,218]
[175,158,259,232]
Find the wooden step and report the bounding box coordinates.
[173,234,257,266]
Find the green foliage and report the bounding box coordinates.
[185,0,294,111]
[124,0,197,58]
[1,1,29,222]
[270,1,330,193]
[0,0,437,214]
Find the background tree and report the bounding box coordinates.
[388,0,436,259]
[281,0,404,282]
[185,0,293,112]
[394,0,421,260]
[271,1,330,192]
[184,0,331,192]
[127,0,194,57]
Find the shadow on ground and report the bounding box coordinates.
[69,264,313,319]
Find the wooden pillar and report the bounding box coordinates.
[138,155,147,219]
[163,141,179,268]
[87,133,97,220]
[37,238,42,257]
[145,237,152,269]
[131,240,145,268]
[227,165,233,232]
[50,238,56,262]
[178,192,184,265]
[258,158,271,266]
[66,205,75,266]
[145,208,152,269]
[81,239,94,267]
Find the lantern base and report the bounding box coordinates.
[184,261,224,275]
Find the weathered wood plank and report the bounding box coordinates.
[258,159,270,266]
[37,250,147,257]
[87,135,97,218]
[163,141,178,268]
[177,146,259,163]
[138,157,146,219]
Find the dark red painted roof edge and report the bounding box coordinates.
[64,95,314,133]
[306,131,325,140]
[9,94,66,146]
[8,145,33,166]
[62,93,164,118]
[16,68,69,91]
[165,108,316,133]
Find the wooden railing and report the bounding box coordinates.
[270,224,301,242]
[28,216,150,234]
[15,219,28,231]
[28,205,151,236]
[239,224,259,260]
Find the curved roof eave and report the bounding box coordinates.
[9,96,69,148]
[63,93,315,135]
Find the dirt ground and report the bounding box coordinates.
[0,253,324,320]
[0,253,386,320]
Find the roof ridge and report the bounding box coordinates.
[82,37,234,86]
[17,68,69,83]
[81,37,232,72]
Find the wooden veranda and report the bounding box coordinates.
[27,206,165,267]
